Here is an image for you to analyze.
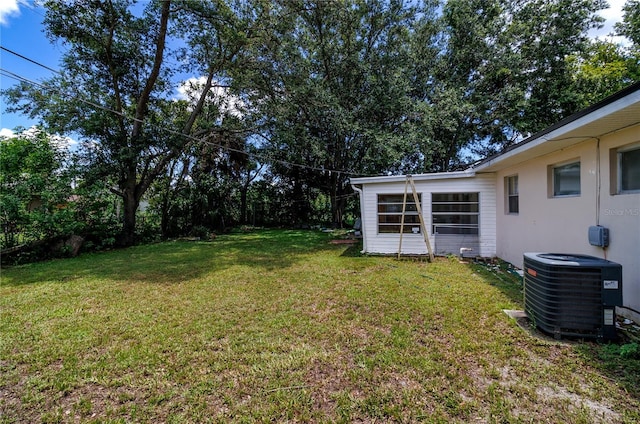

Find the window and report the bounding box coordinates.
[432,193,479,235]
[551,161,581,197]
[506,175,519,214]
[377,193,422,234]
[619,145,640,193]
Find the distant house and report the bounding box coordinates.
[351,82,640,322]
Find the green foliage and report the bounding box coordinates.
[2,0,639,238]
[239,0,420,224]
[616,0,640,46]
[0,129,76,249]
[620,342,640,358]
[567,41,638,107]
[409,0,617,163]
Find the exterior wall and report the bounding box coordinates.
[359,174,496,257]
[493,125,640,317]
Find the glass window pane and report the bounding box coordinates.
[377,193,422,233]
[433,193,478,203]
[431,192,479,235]
[508,195,519,213]
[378,194,420,203]
[553,162,580,196]
[433,226,478,235]
[506,175,519,213]
[432,203,479,213]
[621,148,640,192]
[432,214,479,225]
[378,224,421,234]
[508,176,518,195]
[378,214,420,224]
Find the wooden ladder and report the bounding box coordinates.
[397,175,434,261]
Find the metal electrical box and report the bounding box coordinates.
[588,225,609,247]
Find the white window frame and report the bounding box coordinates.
[618,143,640,194]
[549,160,581,198]
[431,192,479,235]
[505,175,519,214]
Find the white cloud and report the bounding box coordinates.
[591,0,629,45]
[0,128,15,137]
[0,126,79,150]
[0,0,20,26]
[176,76,245,119]
[51,134,79,150]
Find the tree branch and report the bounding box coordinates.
[131,0,171,140]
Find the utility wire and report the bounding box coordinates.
[1,46,59,74]
[1,47,373,177]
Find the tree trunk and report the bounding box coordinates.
[240,189,247,224]
[119,188,139,246]
[330,173,347,228]
[160,196,171,238]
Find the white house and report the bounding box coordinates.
[351,82,640,322]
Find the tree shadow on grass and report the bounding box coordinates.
[0,229,338,286]
[339,241,363,257]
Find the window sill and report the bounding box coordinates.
[551,194,581,198]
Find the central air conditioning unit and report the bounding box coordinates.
[523,253,622,341]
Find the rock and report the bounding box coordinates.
[66,234,85,257]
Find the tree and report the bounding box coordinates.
[0,128,75,249]
[240,0,419,226]
[616,0,640,47]
[567,40,639,107]
[407,0,609,167]
[3,0,253,245]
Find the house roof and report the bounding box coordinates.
[350,169,475,185]
[473,81,640,173]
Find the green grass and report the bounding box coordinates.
[1,229,638,423]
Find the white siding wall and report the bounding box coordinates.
[494,125,640,318]
[360,175,496,257]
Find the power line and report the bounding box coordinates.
[0,47,373,177]
[1,46,59,74]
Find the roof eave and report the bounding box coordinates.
[474,82,640,173]
[350,170,476,185]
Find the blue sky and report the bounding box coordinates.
[0,0,68,136]
[0,0,631,138]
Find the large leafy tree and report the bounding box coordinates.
[239,0,419,225]
[3,0,253,245]
[508,0,608,136]
[408,0,609,169]
[567,40,639,107]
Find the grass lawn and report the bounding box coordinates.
[1,229,639,423]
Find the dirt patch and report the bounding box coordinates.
[537,385,621,423]
[329,239,358,245]
[304,355,358,417]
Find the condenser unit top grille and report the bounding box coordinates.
[526,253,619,267]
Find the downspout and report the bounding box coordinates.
[351,183,367,254]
